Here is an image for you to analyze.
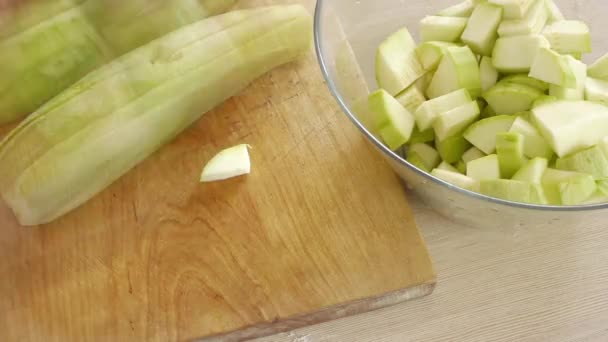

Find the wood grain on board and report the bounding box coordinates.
[0,1,435,340]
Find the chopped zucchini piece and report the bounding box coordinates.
[432,169,479,191]
[543,20,592,54]
[462,146,487,163]
[497,0,548,37]
[407,143,441,171]
[496,132,526,178]
[479,179,547,204]
[427,46,481,99]
[420,16,468,42]
[531,100,608,157]
[415,89,471,131]
[467,154,501,181]
[434,101,481,141]
[483,82,544,114]
[529,47,577,87]
[369,89,416,150]
[549,56,587,100]
[415,41,458,70]
[480,56,499,92]
[512,157,549,183]
[464,115,516,154]
[461,2,503,56]
[509,116,554,159]
[437,134,472,163]
[555,145,608,180]
[492,34,550,73]
[376,27,425,95]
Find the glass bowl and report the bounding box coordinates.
[313,0,608,229]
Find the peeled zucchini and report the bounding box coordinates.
[0,5,312,226]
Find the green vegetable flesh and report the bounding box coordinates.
[497,0,547,37]
[483,82,543,114]
[496,132,526,178]
[0,5,313,226]
[437,134,472,164]
[467,154,501,181]
[555,146,608,180]
[460,2,503,56]
[479,179,547,204]
[420,16,468,43]
[512,157,548,183]
[531,100,608,158]
[432,168,479,191]
[415,89,471,131]
[433,101,481,141]
[427,46,481,99]
[509,116,554,159]
[369,89,416,151]
[492,34,550,73]
[376,27,425,95]
[464,115,516,154]
[407,143,441,171]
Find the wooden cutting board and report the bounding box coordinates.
[0,2,435,341]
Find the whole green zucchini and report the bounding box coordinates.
[0,0,236,124]
[0,5,312,226]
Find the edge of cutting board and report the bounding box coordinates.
[198,281,436,342]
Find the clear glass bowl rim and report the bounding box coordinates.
[312,0,608,213]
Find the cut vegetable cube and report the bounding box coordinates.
[585,78,608,105]
[461,2,503,56]
[432,169,479,191]
[543,20,592,54]
[542,169,596,205]
[531,100,608,157]
[555,145,608,180]
[496,132,526,178]
[427,46,481,99]
[582,191,608,205]
[549,56,587,100]
[500,74,549,92]
[415,41,458,70]
[438,0,477,17]
[497,0,547,37]
[376,27,425,95]
[437,134,472,163]
[559,176,597,205]
[437,161,461,173]
[598,180,608,196]
[201,144,251,182]
[434,101,481,141]
[483,82,543,114]
[488,0,535,19]
[512,157,548,183]
[462,146,487,163]
[464,115,516,154]
[420,16,468,42]
[532,95,558,108]
[492,35,550,73]
[456,160,468,173]
[467,154,501,181]
[369,89,416,150]
[588,53,608,80]
[407,143,441,171]
[395,85,427,113]
[545,0,564,23]
[509,116,554,159]
[415,88,472,131]
[480,56,499,92]
[409,127,436,145]
[529,47,577,87]
[479,179,547,204]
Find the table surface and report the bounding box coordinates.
[255,195,608,342]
